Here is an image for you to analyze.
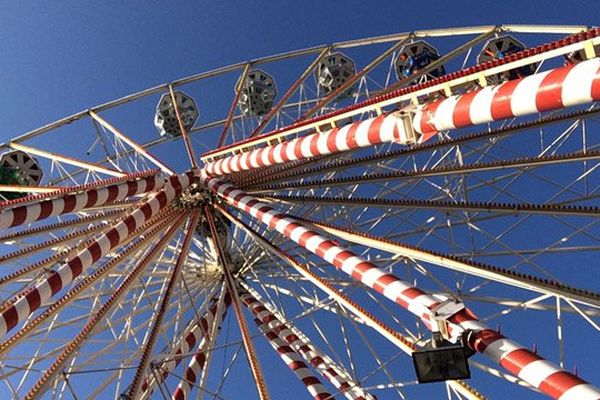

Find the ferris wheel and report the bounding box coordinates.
[1,24,600,400]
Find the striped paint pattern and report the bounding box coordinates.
[172,292,231,400]
[240,292,334,400]
[0,174,165,230]
[202,175,600,400]
[205,113,412,177]
[139,286,222,398]
[240,290,371,400]
[0,172,194,338]
[413,57,600,140]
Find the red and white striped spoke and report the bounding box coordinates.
[240,293,334,400]
[205,113,411,177]
[139,285,222,399]
[240,289,372,400]
[0,172,194,338]
[0,174,165,230]
[413,57,600,141]
[172,292,232,400]
[203,176,600,400]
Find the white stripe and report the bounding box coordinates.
[559,384,600,400]
[301,135,315,158]
[378,114,398,143]
[483,338,521,364]
[360,267,385,287]
[340,255,363,275]
[432,96,459,131]
[27,202,42,223]
[240,152,251,170]
[14,295,31,323]
[249,150,260,169]
[562,57,600,107]
[290,226,310,242]
[511,71,550,116]
[286,139,299,161]
[518,359,559,388]
[382,280,412,300]
[260,147,271,166]
[322,246,343,265]
[316,132,330,156]
[304,235,325,253]
[469,86,496,125]
[335,124,352,151]
[36,280,53,306]
[354,118,373,147]
[273,143,285,164]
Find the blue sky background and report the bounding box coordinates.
[1,2,600,399]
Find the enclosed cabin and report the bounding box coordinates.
[315,52,357,99]
[154,91,199,138]
[237,69,277,117]
[395,40,446,83]
[477,36,538,84]
[0,150,43,200]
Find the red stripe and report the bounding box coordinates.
[590,64,600,100]
[88,241,102,262]
[3,306,18,330]
[62,195,77,213]
[345,122,360,149]
[106,229,120,247]
[314,241,335,258]
[326,128,340,153]
[536,64,574,111]
[500,348,539,376]
[419,100,442,134]
[294,137,306,159]
[106,185,119,203]
[490,79,520,120]
[452,90,478,128]
[47,271,63,295]
[351,262,373,281]
[25,289,42,311]
[367,116,385,144]
[69,257,84,278]
[298,231,317,247]
[538,372,586,398]
[85,190,98,207]
[309,134,320,156]
[126,181,138,197]
[38,200,54,220]
[373,274,397,292]
[10,206,27,227]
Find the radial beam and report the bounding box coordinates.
[299,36,411,121]
[250,46,331,138]
[263,194,600,218]
[0,172,163,230]
[250,149,600,193]
[22,214,185,400]
[296,216,600,309]
[0,208,125,243]
[9,142,126,177]
[0,209,177,356]
[200,174,600,400]
[240,291,336,400]
[242,108,600,189]
[201,29,600,161]
[138,282,222,399]
[126,210,199,399]
[89,110,174,174]
[168,85,199,168]
[0,185,61,194]
[0,172,194,338]
[220,204,485,400]
[204,205,271,400]
[171,288,231,400]
[217,63,252,148]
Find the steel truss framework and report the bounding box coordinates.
[1,24,600,400]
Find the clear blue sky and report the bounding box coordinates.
[1,2,599,399]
